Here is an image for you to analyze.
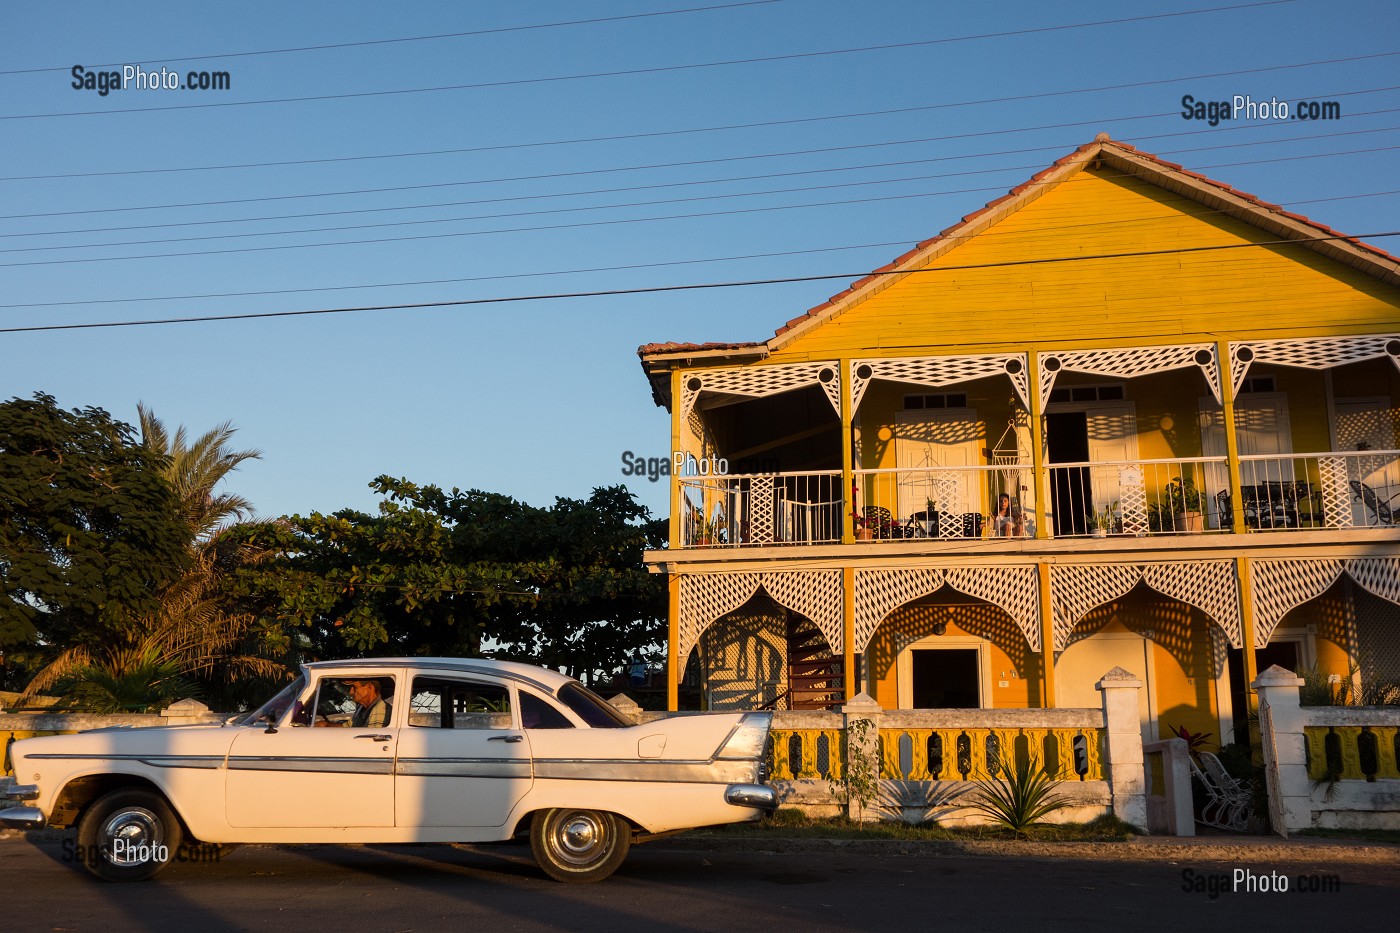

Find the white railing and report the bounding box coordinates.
[674,451,1400,548]
[1046,457,1228,537]
[853,465,1035,540]
[679,470,843,547]
[1236,449,1400,530]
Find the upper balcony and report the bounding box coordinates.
[666,335,1400,552]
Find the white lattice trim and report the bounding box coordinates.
[946,566,1042,651]
[1039,345,1221,407]
[1348,557,1400,609]
[853,568,947,652]
[1249,559,1345,648]
[1230,335,1400,396]
[763,570,846,656]
[850,354,1029,411]
[678,573,763,666]
[1049,564,1143,650]
[677,570,847,665]
[680,362,841,419]
[1142,561,1241,650]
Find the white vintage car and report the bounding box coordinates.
[1,658,776,882]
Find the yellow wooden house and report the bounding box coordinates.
[637,134,1400,748]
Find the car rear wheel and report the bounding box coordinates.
[529,808,630,883]
[76,789,183,882]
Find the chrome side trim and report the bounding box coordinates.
[725,784,779,810]
[533,758,759,784]
[0,806,45,830]
[2,784,39,801]
[24,753,223,770]
[395,758,532,779]
[227,757,393,775]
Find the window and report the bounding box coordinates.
[903,392,968,410]
[408,677,513,729]
[1049,384,1125,403]
[1239,376,1276,393]
[297,676,396,727]
[557,683,629,728]
[520,691,574,729]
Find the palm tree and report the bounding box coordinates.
[21,408,287,710]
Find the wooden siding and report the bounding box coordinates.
[767,167,1400,363]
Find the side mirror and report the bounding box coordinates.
[263,712,279,734]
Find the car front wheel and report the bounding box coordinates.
[529,808,630,883]
[76,788,183,882]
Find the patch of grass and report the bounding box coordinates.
[1296,827,1400,845]
[688,808,1138,843]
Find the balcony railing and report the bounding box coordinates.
[674,450,1400,548]
[679,470,843,547]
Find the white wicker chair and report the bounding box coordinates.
[1189,751,1253,831]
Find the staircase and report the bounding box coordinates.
[785,610,844,710]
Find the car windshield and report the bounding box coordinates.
[239,675,306,726]
[556,682,629,728]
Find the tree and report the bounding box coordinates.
[0,394,190,664]
[233,478,666,683]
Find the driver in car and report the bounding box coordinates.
[315,679,392,728]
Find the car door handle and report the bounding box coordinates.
[355,734,392,741]
[488,734,524,743]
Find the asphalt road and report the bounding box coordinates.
[3,836,1397,932]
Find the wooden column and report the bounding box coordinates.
[1027,350,1050,539]
[1238,557,1260,714]
[843,566,857,699]
[1216,340,1248,535]
[666,573,681,711]
[840,359,856,544]
[669,369,684,549]
[1038,562,1057,707]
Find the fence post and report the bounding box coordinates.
[1253,665,1311,836]
[840,693,883,821]
[607,694,645,725]
[159,698,215,726]
[1097,667,1147,831]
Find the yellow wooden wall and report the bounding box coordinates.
[764,166,1400,364]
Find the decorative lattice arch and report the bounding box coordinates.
[677,570,844,665]
[1229,335,1400,396]
[849,354,1030,411]
[1049,561,1242,650]
[1039,345,1221,408]
[853,566,1041,653]
[1251,557,1400,648]
[679,362,841,420]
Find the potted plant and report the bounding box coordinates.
[1165,476,1204,532]
[1086,501,1118,537]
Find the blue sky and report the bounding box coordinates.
[2,0,1396,523]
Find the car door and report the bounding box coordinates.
[394,674,534,829]
[225,672,400,829]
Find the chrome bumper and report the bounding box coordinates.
[0,806,45,830]
[724,783,778,810]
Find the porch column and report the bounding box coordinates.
[1237,557,1260,716]
[843,566,857,700]
[840,358,855,544]
[1038,561,1057,707]
[669,369,684,549]
[1216,339,1247,535]
[667,572,681,711]
[1026,349,1049,539]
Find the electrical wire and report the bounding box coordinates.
[2,232,1394,334]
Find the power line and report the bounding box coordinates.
[0,2,786,76]
[3,189,1393,312]
[2,145,1396,269]
[7,120,1398,244]
[5,88,1397,224]
[3,232,1394,334]
[0,3,1321,122]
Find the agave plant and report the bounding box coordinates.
[966,754,1071,836]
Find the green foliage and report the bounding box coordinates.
[834,718,881,825]
[230,477,666,683]
[0,393,191,657]
[966,754,1073,837]
[55,647,197,713]
[1165,475,1203,513]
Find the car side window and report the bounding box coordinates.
[298,676,396,727]
[519,691,574,729]
[409,677,513,730]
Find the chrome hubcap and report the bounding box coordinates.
[551,812,606,865]
[101,807,163,866]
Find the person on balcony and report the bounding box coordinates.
[994,494,1013,536]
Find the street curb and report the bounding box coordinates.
[658,834,1400,865]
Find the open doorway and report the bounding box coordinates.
[1226,640,1301,746]
[1047,411,1090,536]
[910,649,980,708]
